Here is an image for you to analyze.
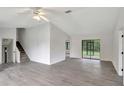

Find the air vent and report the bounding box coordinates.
[65,10,72,14]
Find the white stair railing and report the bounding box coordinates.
[15,46,20,63]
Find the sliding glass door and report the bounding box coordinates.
[82,39,100,59]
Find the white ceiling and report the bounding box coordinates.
[0,7,121,35]
[47,7,120,35]
[0,7,46,28]
[0,7,82,28]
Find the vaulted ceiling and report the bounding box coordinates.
[0,7,121,35]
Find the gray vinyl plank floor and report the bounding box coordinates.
[0,58,122,86]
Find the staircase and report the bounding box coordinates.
[16,41,30,63]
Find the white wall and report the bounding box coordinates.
[17,23,51,65]
[0,28,16,64]
[50,23,70,64]
[70,31,113,61]
[115,8,124,31]
[17,23,70,65]
[113,30,123,76]
[16,28,19,41]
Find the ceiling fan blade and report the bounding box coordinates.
[30,7,42,10]
[39,15,49,22]
[17,8,32,14]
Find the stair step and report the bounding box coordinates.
[16,41,30,63]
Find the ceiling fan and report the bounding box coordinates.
[17,7,75,22]
[17,7,49,22]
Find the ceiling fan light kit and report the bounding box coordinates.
[32,8,49,22]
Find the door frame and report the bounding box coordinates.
[118,31,123,76]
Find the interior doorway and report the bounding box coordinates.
[82,39,100,60]
[65,41,70,58]
[2,39,13,64]
[4,47,7,63]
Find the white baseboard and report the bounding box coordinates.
[50,59,65,65]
